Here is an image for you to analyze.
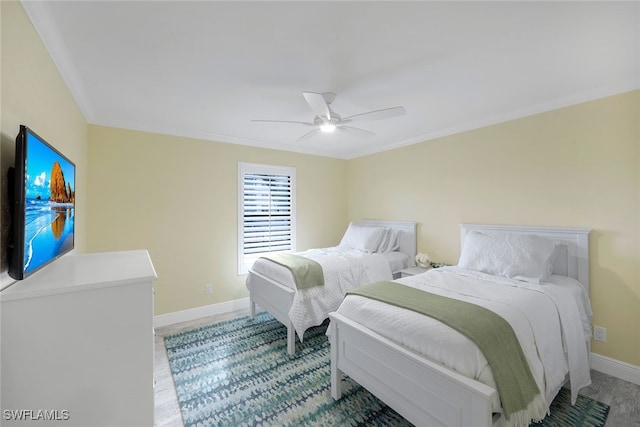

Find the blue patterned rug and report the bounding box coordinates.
[164,312,609,426]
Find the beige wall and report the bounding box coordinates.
[86,126,348,315]
[347,90,640,366]
[0,1,88,288]
[3,0,638,369]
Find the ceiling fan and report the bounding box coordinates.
[252,92,406,142]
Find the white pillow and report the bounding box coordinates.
[458,231,559,284]
[338,223,387,253]
[376,228,391,252]
[379,228,400,252]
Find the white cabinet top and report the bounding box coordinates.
[0,250,157,302]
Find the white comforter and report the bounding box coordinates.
[250,247,393,339]
[335,267,592,415]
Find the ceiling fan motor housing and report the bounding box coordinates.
[314,114,341,126]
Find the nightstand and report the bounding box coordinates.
[399,266,431,278]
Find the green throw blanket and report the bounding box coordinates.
[261,253,324,289]
[347,281,547,426]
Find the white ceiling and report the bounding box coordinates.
[22,1,639,159]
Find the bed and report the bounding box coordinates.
[247,219,417,355]
[329,224,592,427]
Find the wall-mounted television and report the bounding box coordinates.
[8,125,75,280]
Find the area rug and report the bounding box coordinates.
[164,312,609,427]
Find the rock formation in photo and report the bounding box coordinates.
[49,162,74,204]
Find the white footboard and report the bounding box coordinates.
[329,312,503,427]
[247,269,297,355]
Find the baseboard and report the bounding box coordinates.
[154,297,253,328]
[591,352,640,386]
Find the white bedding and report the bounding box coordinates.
[248,247,401,339]
[334,266,592,414]
[379,251,412,273]
[250,248,410,290]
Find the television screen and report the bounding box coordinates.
[8,125,75,280]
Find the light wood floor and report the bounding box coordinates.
[154,310,640,427]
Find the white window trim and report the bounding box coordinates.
[238,162,296,275]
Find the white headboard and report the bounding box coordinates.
[357,220,417,262]
[459,224,591,291]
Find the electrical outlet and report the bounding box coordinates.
[205,284,213,294]
[593,325,607,342]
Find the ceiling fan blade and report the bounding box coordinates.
[338,126,375,139]
[302,92,332,120]
[342,106,406,123]
[296,128,322,142]
[252,119,315,126]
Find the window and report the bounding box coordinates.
[238,162,296,274]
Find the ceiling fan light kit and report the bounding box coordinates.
[320,123,336,133]
[252,91,406,142]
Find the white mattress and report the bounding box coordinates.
[380,251,412,274]
[334,267,593,414]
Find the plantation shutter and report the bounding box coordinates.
[238,163,296,274]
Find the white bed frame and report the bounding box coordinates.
[248,219,417,355]
[329,224,590,427]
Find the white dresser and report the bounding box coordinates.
[1,250,157,426]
